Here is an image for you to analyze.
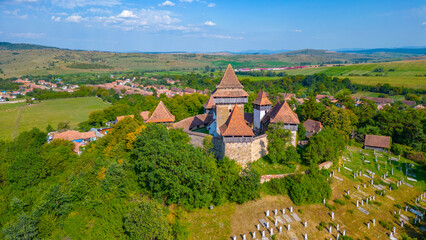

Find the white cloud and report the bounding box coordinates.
[117,10,137,18]
[207,3,215,7]
[51,0,121,8]
[90,9,183,31]
[4,9,28,19]
[51,16,61,22]
[87,8,112,14]
[10,32,45,39]
[65,15,83,23]
[159,1,175,7]
[204,21,216,26]
[179,0,193,2]
[202,33,242,40]
[422,22,426,25]
[293,29,302,32]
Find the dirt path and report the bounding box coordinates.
[12,105,24,138]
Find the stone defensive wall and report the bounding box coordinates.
[183,129,207,148]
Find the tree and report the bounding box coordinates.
[320,106,358,140]
[3,214,38,240]
[133,124,218,209]
[296,95,324,122]
[202,135,214,154]
[123,200,172,240]
[229,167,261,204]
[266,123,292,164]
[303,128,345,166]
[56,121,70,132]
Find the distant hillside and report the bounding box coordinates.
[340,48,426,55]
[0,42,425,78]
[0,42,58,51]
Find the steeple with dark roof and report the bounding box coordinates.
[146,101,175,123]
[219,104,254,137]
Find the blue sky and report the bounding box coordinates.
[0,0,425,52]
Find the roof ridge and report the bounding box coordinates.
[216,64,244,89]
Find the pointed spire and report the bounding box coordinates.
[146,101,175,123]
[252,90,272,106]
[217,64,244,89]
[220,104,254,136]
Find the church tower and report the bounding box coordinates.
[252,90,272,132]
[212,64,248,135]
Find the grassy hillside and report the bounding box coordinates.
[0,97,110,140]
[1,43,425,79]
[283,60,426,89]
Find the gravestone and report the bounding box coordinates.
[288,224,291,231]
[291,212,301,222]
[331,212,334,220]
[279,226,282,233]
[304,233,308,240]
[367,222,370,229]
[304,221,307,227]
[329,226,332,233]
[243,234,246,240]
[252,232,256,238]
[266,210,269,217]
[343,229,346,236]
[290,206,293,213]
[373,219,375,226]
[336,224,339,231]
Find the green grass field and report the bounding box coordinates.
[285,60,426,89]
[238,60,426,89]
[0,97,110,140]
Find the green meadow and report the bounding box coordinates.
[0,97,110,140]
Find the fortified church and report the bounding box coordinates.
[174,63,300,167]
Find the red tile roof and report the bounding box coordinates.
[364,135,391,149]
[220,104,254,137]
[146,101,175,123]
[252,90,272,106]
[216,64,244,89]
[173,113,214,130]
[263,101,300,125]
[303,119,323,134]
[53,130,96,141]
[116,115,134,122]
[140,111,150,121]
[203,95,215,110]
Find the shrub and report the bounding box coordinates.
[333,199,345,206]
[406,151,424,164]
[379,220,393,231]
[325,203,336,211]
[342,236,354,240]
[371,201,382,206]
[394,204,402,209]
[347,209,354,214]
[298,209,303,214]
[343,195,350,200]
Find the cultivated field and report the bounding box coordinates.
[186,147,425,240]
[0,97,110,140]
[284,60,426,89]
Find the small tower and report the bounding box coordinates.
[252,90,272,132]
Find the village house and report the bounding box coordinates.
[303,119,323,139]
[364,134,391,152]
[48,130,97,154]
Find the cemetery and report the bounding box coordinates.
[189,147,425,240]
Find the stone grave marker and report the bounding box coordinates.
[291,212,301,222]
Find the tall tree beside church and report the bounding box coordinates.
[296,95,324,122]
